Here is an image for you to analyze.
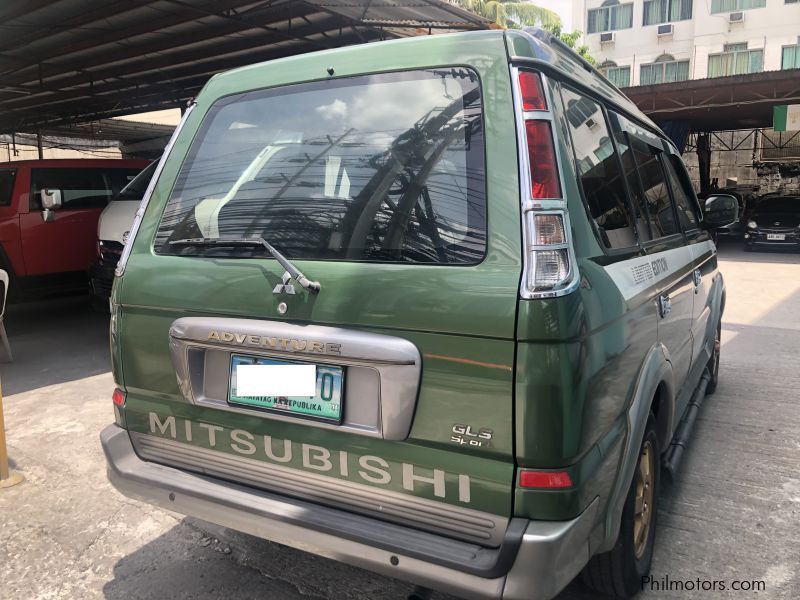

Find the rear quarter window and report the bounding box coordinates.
[0,169,16,206]
[560,86,638,250]
[155,68,486,265]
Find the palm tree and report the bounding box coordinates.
[452,1,560,29]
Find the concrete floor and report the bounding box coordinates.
[1,243,798,599]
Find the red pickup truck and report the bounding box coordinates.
[0,159,149,298]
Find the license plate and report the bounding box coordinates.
[767,233,785,241]
[228,354,343,422]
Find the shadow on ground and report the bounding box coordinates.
[0,296,110,395]
[102,519,444,600]
[102,521,296,600]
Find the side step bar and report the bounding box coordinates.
[663,368,711,481]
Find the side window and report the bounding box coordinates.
[631,141,678,239]
[31,169,119,210]
[561,86,638,250]
[663,155,699,231]
[0,169,16,207]
[611,130,653,242]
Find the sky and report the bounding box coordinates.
[534,0,574,31]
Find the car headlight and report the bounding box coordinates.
[747,220,757,229]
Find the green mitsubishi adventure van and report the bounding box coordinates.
[102,28,738,600]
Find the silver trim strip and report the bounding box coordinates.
[115,102,196,277]
[131,432,506,547]
[510,66,580,300]
[169,317,421,440]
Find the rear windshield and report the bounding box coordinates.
[155,68,486,264]
[754,198,799,214]
[30,168,142,210]
[115,161,157,201]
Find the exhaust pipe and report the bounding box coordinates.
[408,586,433,600]
[664,368,711,482]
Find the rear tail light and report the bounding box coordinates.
[519,469,573,489]
[531,249,570,289]
[112,387,126,408]
[526,212,571,291]
[515,67,573,296]
[525,120,561,199]
[519,70,547,111]
[112,387,126,425]
[531,213,565,245]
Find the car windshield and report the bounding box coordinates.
[115,161,157,201]
[154,68,486,265]
[755,198,800,214]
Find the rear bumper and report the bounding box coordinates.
[101,424,597,600]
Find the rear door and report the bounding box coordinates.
[20,168,139,275]
[117,56,523,544]
[662,153,715,374]
[623,127,695,398]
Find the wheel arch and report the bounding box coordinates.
[596,342,674,553]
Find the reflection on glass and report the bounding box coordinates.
[156,69,486,265]
[562,86,638,249]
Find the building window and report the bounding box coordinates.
[708,44,763,77]
[565,96,600,128]
[640,55,691,84]
[643,0,693,25]
[588,1,634,34]
[783,44,800,69]
[600,61,631,87]
[710,0,766,13]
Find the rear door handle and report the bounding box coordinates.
[658,294,672,318]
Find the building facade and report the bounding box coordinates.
[573,0,800,88]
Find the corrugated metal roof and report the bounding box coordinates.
[0,0,490,134]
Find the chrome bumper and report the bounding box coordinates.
[101,425,597,600]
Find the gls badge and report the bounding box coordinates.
[451,424,493,448]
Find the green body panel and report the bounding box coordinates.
[116,31,522,518]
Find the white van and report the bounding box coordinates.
[89,161,156,305]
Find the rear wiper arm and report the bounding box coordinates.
[169,237,321,294]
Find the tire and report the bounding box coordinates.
[743,243,752,252]
[582,414,660,598]
[705,322,721,395]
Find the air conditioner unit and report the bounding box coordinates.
[600,32,615,44]
[657,23,674,36]
[728,12,745,23]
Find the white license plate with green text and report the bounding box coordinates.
[228,354,343,422]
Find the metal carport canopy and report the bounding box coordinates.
[621,69,800,131]
[0,0,490,134]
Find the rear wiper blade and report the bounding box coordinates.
[169,237,320,294]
